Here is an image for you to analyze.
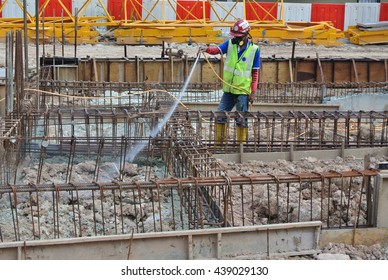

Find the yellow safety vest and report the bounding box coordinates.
[223,41,258,95]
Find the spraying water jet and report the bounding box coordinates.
[115,53,202,177]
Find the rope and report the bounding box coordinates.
[23,87,193,110]
[25,88,166,99]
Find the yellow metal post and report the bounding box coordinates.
[202,0,206,24]
[124,0,128,23]
[0,0,9,14]
[162,0,166,24]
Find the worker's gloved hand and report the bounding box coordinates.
[198,45,208,53]
[249,92,255,104]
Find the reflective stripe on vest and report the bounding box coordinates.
[223,41,258,95]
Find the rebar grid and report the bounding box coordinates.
[17,109,388,152]
[0,115,24,185]
[39,80,223,105]
[2,108,388,183]
[37,80,388,106]
[1,80,387,243]
[258,81,388,103]
[185,110,388,152]
[162,111,226,178]
[0,170,378,242]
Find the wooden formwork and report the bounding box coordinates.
[62,56,388,84]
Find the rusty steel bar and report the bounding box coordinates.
[0,171,377,194]
[2,108,388,184]
[1,58,388,254]
[36,80,388,108]
[8,89,388,158]
[0,170,378,242]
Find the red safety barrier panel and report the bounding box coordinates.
[245,2,277,21]
[108,0,143,21]
[380,3,388,21]
[176,0,210,20]
[39,0,72,17]
[311,3,345,30]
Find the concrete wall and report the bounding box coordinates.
[376,170,388,228]
[0,222,321,260]
[215,147,388,164]
[320,228,388,247]
[323,93,388,111]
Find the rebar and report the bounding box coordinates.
[2,75,388,245]
[0,170,378,242]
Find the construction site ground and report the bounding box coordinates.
[12,152,388,260]
[1,41,388,69]
[2,40,388,260]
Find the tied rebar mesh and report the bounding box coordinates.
[38,80,388,106]
[0,80,386,243]
[0,170,377,242]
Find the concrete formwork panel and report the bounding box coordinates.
[351,61,369,82]
[0,222,321,260]
[325,93,388,112]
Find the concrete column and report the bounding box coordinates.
[376,164,388,228]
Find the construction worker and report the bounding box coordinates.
[199,18,260,144]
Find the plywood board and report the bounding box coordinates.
[109,62,124,82]
[319,61,334,83]
[201,62,220,84]
[124,61,137,82]
[333,61,351,83]
[278,61,290,83]
[261,61,279,83]
[295,60,315,82]
[369,62,386,82]
[144,61,164,82]
[78,61,90,81]
[351,61,368,83]
[96,61,108,82]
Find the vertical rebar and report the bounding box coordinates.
[74,8,78,58]
[35,0,39,84]
[23,0,28,79]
